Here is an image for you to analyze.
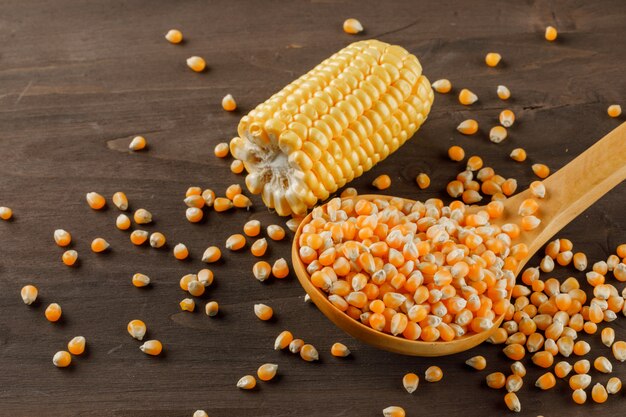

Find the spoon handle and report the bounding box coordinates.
[512,122,626,254]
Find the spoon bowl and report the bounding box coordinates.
[292,122,626,356]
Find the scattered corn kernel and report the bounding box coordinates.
[569,374,592,390]
[91,238,109,253]
[602,327,615,347]
[257,363,278,381]
[459,89,478,105]
[205,301,219,316]
[267,225,286,241]
[382,406,405,417]
[253,261,272,282]
[20,285,38,305]
[506,374,523,392]
[431,79,452,94]
[201,246,221,263]
[222,94,237,111]
[510,148,526,162]
[236,375,257,390]
[448,145,465,161]
[186,207,204,223]
[180,298,195,312]
[485,52,502,67]
[225,184,242,200]
[496,85,510,100]
[233,194,252,209]
[140,340,163,356]
[0,206,12,220]
[594,356,613,373]
[607,104,622,118]
[592,383,608,403]
[343,18,363,34]
[416,173,430,189]
[457,119,479,135]
[198,269,214,287]
[214,197,234,212]
[331,342,350,357]
[54,229,72,247]
[116,214,131,230]
[251,238,268,257]
[68,336,86,355]
[132,273,150,287]
[465,355,486,370]
[607,377,622,394]
[613,341,626,362]
[231,159,245,174]
[127,319,147,340]
[466,155,483,171]
[300,344,319,361]
[274,330,294,350]
[187,56,206,72]
[489,126,508,143]
[45,303,62,322]
[172,243,189,260]
[532,163,550,179]
[62,250,78,266]
[188,280,205,297]
[372,174,391,190]
[504,392,521,412]
[486,372,506,389]
[254,303,273,321]
[545,26,558,41]
[112,192,128,211]
[572,388,587,405]
[402,372,419,393]
[186,187,202,197]
[134,208,152,224]
[425,366,443,382]
[130,230,149,245]
[225,234,246,251]
[554,361,572,378]
[202,189,215,206]
[536,372,556,390]
[86,192,106,210]
[53,351,71,368]
[193,411,208,417]
[499,109,515,127]
[214,142,229,158]
[128,135,147,151]
[289,339,305,353]
[144,233,165,250]
[244,220,261,237]
[184,195,205,209]
[165,29,183,44]
[272,258,290,279]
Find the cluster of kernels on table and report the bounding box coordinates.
[274,330,319,361]
[445,163,525,205]
[184,184,252,222]
[481,240,626,411]
[298,196,520,342]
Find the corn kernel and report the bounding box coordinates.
[244,220,261,237]
[594,356,613,373]
[129,135,147,151]
[86,192,106,210]
[187,56,206,72]
[230,159,244,174]
[535,372,556,390]
[45,303,62,322]
[425,366,443,382]
[499,109,515,127]
[251,238,268,257]
[545,26,558,41]
[173,243,189,260]
[186,207,204,223]
[62,250,78,266]
[130,230,149,245]
[0,206,13,220]
[193,411,208,417]
[448,145,465,161]
[134,208,152,224]
[466,155,483,171]
[222,94,237,111]
[272,258,290,279]
[197,269,214,287]
[68,336,86,355]
[343,18,363,34]
[612,341,626,362]
[165,29,183,44]
[225,234,246,250]
[188,280,205,297]
[54,229,72,247]
[592,383,608,403]
[267,225,286,241]
[132,273,150,287]
[572,388,586,405]
[253,261,272,282]
[416,173,430,189]
[140,340,163,356]
[214,197,234,212]
[459,89,478,105]
[402,372,419,393]
[431,79,452,94]
[180,298,195,312]
[205,301,219,316]
[233,194,252,208]
[289,339,305,353]
[184,195,205,209]
[127,319,147,340]
[509,148,526,162]
[186,187,202,197]
[116,214,131,230]
[532,163,550,179]
[214,142,229,158]
[149,232,166,248]
[485,52,502,67]
[331,342,351,357]
[457,119,479,135]
[257,363,278,381]
[112,191,128,210]
[300,343,319,361]
[372,174,391,190]
[504,392,521,412]
[489,126,508,143]
[254,303,273,321]
[383,406,406,417]
[53,351,71,368]
[21,285,38,305]
[465,355,486,370]
[608,104,622,118]
[274,330,294,350]
[236,375,256,390]
[201,246,221,263]
[497,85,510,100]
[607,377,622,394]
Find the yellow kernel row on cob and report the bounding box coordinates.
[230,40,434,216]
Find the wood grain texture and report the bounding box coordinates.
[1,0,625,416]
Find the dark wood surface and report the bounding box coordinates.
[1,0,625,416]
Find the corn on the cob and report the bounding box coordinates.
[230,40,433,216]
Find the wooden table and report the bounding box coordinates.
[1,0,625,415]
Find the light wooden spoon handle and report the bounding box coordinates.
[506,121,626,255]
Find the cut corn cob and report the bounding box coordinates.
[230,40,433,216]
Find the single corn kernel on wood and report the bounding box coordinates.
[274,330,294,350]
[510,148,527,162]
[372,174,391,190]
[0,206,12,220]
[594,356,613,373]
[613,341,626,362]
[205,301,219,316]
[180,298,195,312]
[448,145,465,161]
[45,303,62,322]
[198,269,214,287]
[237,375,257,390]
[116,214,131,230]
[243,220,261,237]
[187,56,206,72]
[53,351,71,368]
[499,109,515,127]
[416,173,430,189]
[272,258,290,279]
[505,374,523,393]
[127,319,147,340]
[289,339,305,354]
[188,280,205,297]
[300,344,319,361]
[602,327,615,347]
[485,52,502,67]
[179,274,198,291]
[132,273,151,287]
[222,94,237,111]
[267,225,286,241]
[253,261,272,282]
[504,392,521,412]
[536,372,556,390]
[545,26,558,41]
[165,29,183,44]
[402,372,419,393]
[186,207,204,223]
[86,192,106,210]
[134,208,152,224]
[425,366,443,382]
[173,243,189,260]
[382,406,405,417]
[21,285,38,305]
[254,303,274,321]
[465,355,487,370]
[486,372,506,389]
[129,135,147,151]
[186,186,202,197]
[231,159,245,174]
[67,336,86,355]
[140,340,163,356]
[497,85,510,100]
[226,234,246,250]
[532,163,550,179]
[54,229,72,247]
[331,342,350,357]
[230,40,433,216]
[431,79,452,93]
[459,88,478,105]
[112,192,129,210]
[62,250,78,266]
[184,195,205,209]
[214,142,230,158]
[225,184,242,200]
[149,232,166,248]
[489,126,508,143]
[572,388,587,404]
[213,197,234,212]
[343,18,363,34]
[607,104,622,118]
[257,363,278,381]
[607,377,622,394]
[130,230,149,245]
[457,119,479,135]
[233,194,252,208]
[251,238,268,257]
[91,238,110,253]
[511,361,527,377]
[193,411,208,417]
[466,155,483,171]
[554,361,572,378]
[592,383,608,403]
[201,246,221,263]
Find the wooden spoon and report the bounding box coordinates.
[292,122,626,356]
